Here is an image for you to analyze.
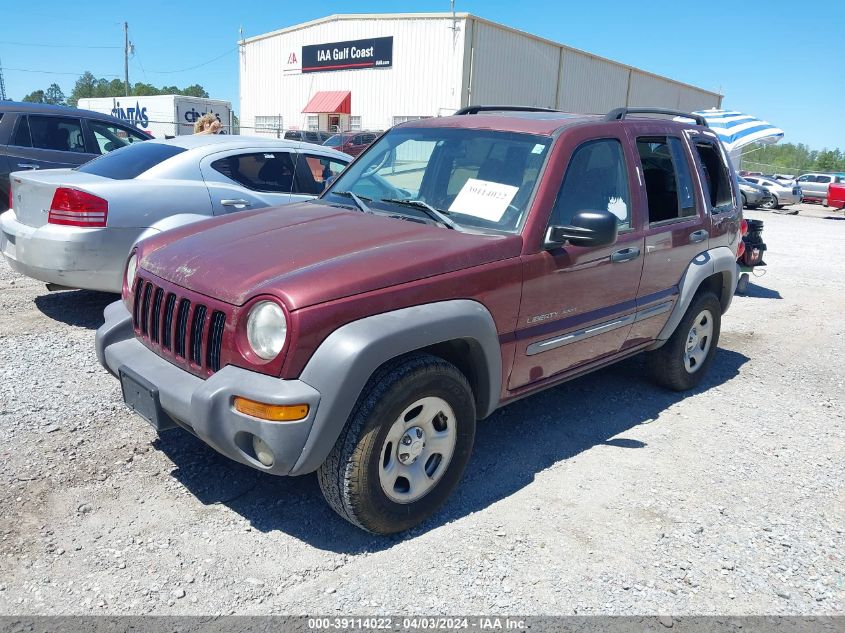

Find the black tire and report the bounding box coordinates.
[762,194,779,210]
[740,192,747,209]
[736,272,749,295]
[317,353,476,534]
[646,291,722,391]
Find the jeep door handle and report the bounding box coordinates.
[610,247,641,263]
[689,229,709,243]
[17,163,40,170]
[221,199,252,208]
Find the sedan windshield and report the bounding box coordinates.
[322,126,552,233]
[323,134,344,147]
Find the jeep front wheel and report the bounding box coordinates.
[317,353,476,534]
[647,292,721,391]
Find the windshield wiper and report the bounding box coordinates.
[333,191,374,214]
[381,198,461,231]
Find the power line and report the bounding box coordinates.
[143,48,236,74]
[0,40,121,49]
[4,67,121,77]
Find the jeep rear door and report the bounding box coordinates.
[622,126,710,347]
[509,128,645,390]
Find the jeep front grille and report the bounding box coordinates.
[132,277,227,375]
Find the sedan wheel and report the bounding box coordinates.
[762,194,778,210]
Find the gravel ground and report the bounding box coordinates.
[0,203,843,615]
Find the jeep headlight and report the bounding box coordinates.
[126,252,138,290]
[246,301,287,360]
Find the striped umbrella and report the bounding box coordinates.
[692,108,784,152]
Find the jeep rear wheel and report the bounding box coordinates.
[647,292,721,391]
[317,353,475,534]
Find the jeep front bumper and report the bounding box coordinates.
[96,301,321,476]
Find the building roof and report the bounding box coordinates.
[241,12,721,100]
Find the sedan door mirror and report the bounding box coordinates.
[544,208,619,249]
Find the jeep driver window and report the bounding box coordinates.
[693,141,733,212]
[636,136,697,223]
[211,152,295,193]
[550,139,631,230]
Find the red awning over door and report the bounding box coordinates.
[302,91,351,114]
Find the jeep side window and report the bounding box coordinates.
[636,136,697,223]
[693,141,733,212]
[549,139,630,230]
[211,152,295,193]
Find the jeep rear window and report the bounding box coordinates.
[693,141,733,212]
[323,127,552,233]
[76,142,186,179]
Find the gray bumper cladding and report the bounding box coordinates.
[95,301,321,476]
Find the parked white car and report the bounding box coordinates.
[0,135,350,292]
[743,176,802,210]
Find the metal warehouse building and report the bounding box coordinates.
[239,12,722,135]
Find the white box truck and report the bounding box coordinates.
[76,95,233,138]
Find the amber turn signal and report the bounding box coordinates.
[233,397,309,421]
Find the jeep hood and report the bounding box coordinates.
[139,202,522,309]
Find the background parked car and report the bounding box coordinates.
[796,172,845,205]
[323,131,380,157]
[743,175,802,209]
[0,101,151,211]
[1,134,349,292]
[283,129,333,144]
[738,177,773,209]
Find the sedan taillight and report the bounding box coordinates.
[48,188,108,227]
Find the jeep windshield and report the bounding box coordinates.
[322,127,552,233]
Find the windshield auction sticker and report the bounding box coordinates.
[449,178,519,222]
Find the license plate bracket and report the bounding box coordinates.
[119,367,177,433]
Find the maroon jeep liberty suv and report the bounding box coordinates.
[97,106,742,534]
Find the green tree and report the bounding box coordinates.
[67,71,211,104]
[22,89,46,103]
[180,84,209,98]
[68,71,98,106]
[44,83,66,105]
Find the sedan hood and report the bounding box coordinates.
[139,202,521,309]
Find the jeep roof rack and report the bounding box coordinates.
[454,105,563,115]
[604,107,708,127]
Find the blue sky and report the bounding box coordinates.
[3,0,843,151]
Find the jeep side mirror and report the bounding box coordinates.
[544,209,618,249]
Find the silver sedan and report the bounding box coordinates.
[1,135,350,292]
[743,176,802,209]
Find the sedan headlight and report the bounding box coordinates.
[126,253,138,290]
[246,301,287,360]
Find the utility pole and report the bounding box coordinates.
[0,56,7,101]
[123,22,130,96]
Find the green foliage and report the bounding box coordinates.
[741,142,845,174]
[22,89,45,103]
[64,71,209,106]
[44,83,66,105]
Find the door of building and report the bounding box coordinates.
[328,115,340,132]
